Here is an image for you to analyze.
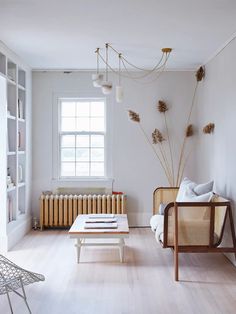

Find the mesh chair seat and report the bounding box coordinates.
[0,254,45,313]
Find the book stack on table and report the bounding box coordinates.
[84,214,118,229]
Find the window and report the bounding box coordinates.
[59,99,106,178]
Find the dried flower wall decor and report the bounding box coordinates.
[128,66,213,187]
[203,123,215,134]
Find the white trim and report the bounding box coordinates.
[32,68,196,72]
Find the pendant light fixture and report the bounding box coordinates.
[92,44,172,102]
[101,43,113,95]
[92,48,104,87]
[116,53,123,103]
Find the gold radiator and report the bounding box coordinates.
[39,194,126,230]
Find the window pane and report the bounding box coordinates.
[91,102,104,117]
[61,135,75,147]
[76,102,89,116]
[91,148,104,161]
[90,117,104,132]
[61,102,75,116]
[76,135,89,147]
[61,162,75,176]
[91,135,104,147]
[91,163,104,176]
[76,163,89,176]
[76,148,89,161]
[76,117,90,131]
[61,148,75,161]
[61,117,76,131]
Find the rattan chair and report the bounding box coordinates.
[152,187,236,281]
[0,254,45,313]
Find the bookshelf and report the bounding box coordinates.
[0,44,31,252]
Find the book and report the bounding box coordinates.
[84,222,118,229]
[85,218,117,223]
[88,214,115,219]
[18,99,24,119]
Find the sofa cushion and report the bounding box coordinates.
[181,186,214,202]
[176,178,197,201]
[176,177,214,202]
[193,180,214,195]
[150,214,163,232]
[159,203,167,215]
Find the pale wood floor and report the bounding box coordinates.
[1,228,236,314]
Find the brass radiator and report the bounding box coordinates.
[39,194,126,230]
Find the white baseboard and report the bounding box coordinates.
[127,212,151,227]
[8,215,32,250]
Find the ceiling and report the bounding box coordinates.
[0,0,236,70]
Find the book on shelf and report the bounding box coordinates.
[8,196,13,222]
[18,99,24,119]
[84,222,118,229]
[88,214,115,219]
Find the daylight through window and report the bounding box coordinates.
[59,99,106,177]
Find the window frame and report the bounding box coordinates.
[57,97,108,180]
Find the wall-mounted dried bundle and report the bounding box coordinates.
[128,110,140,122]
[196,66,205,82]
[158,100,168,113]
[185,124,194,137]
[203,123,215,134]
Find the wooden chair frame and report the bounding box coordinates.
[153,187,236,281]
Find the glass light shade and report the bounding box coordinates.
[116,85,124,103]
[101,81,113,95]
[92,73,104,87]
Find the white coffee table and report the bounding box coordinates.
[69,214,129,263]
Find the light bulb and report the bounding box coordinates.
[101,81,113,95]
[92,73,104,87]
[116,86,124,103]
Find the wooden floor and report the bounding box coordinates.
[1,228,236,314]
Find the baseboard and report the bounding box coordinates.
[127,212,151,227]
[7,215,32,250]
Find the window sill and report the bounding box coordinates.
[51,177,114,192]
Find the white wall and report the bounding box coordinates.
[195,38,236,265]
[32,71,196,226]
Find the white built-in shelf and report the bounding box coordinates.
[7,114,16,120]
[7,186,16,193]
[7,78,16,86]
[7,220,17,227]
[18,150,25,155]
[18,84,25,91]
[7,151,16,156]
[0,51,29,251]
[18,182,26,188]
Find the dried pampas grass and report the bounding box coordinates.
[128,110,140,122]
[158,100,168,113]
[196,66,205,82]
[152,129,165,144]
[203,123,215,134]
[185,124,194,137]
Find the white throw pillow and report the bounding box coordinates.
[193,180,214,195]
[181,186,214,202]
[176,177,214,202]
[176,178,197,202]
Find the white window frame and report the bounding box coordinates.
[52,92,113,185]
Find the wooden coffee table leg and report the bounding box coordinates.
[75,238,82,263]
[119,238,125,262]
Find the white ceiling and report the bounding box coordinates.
[0,0,236,70]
